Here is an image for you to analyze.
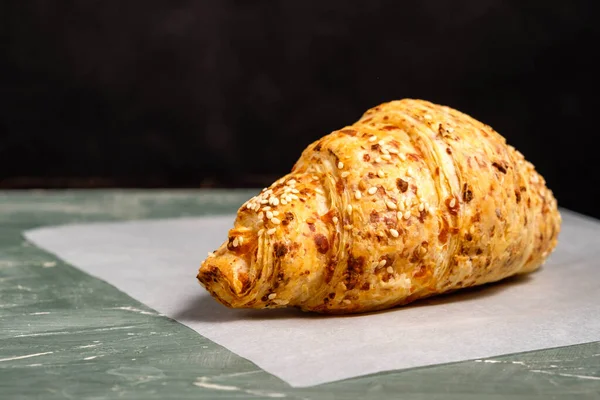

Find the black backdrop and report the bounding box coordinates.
[1,1,599,218]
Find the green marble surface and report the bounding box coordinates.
[1,190,599,399]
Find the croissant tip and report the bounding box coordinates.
[197,249,253,301]
[196,262,214,288]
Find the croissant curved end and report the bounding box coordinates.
[197,172,330,310]
[196,219,263,303]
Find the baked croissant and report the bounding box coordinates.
[197,99,561,314]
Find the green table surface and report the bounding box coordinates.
[1,190,599,400]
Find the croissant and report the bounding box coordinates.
[197,99,561,314]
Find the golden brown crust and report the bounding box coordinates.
[197,99,561,314]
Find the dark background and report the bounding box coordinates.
[1,1,598,218]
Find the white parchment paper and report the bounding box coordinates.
[24,208,600,387]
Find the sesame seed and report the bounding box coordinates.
[381,154,392,160]
[375,157,382,163]
[399,153,407,161]
[379,259,387,267]
[258,211,264,219]
[207,252,215,258]
[341,171,350,178]
[388,147,399,154]
[386,266,394,274]
[428,206,435,214]
[407,167,413,176]
[386,200,397,210]
[404,211,411,219]
[377,170,385,178]
[398,202,405,211]
[245,203,252,209]
[369,135,377,142]
[397,211,403,219]
[419,246,427,256]
[424,114,432,120]
[381,148,390,155]
[257,229,264,236]
[290,194,300,200]
[267,228,277,235]
[262,206,271,211]
[332,216,339,224]
[449,198,456,208]
[306,217,315,224]
[271,217,281,225]
[238,236,244,245]
[338,161,344,169]
[389,228,400,237]
[268,293,277,300]
[418,203,425,212]
[273,198,280,206]
[287,179,297,185]
[260,199,269,205]
[405,198,412,207]
[266,211,273,219]
[344,224,353,230]
[272,211,280,216]
[346,204,353,213]
[469,225,475,234]
[368,186,378,195]
[261,188,268,192]
[355,190,362,200]
[378,140,385,146]
[371,261,380,269]
[232,237,239,247]
[312,175,319,180]
[343,299,351,304]
[291,188,300,194]
[281,199,288,205]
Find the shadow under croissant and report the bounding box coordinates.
[173,273,535,323]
